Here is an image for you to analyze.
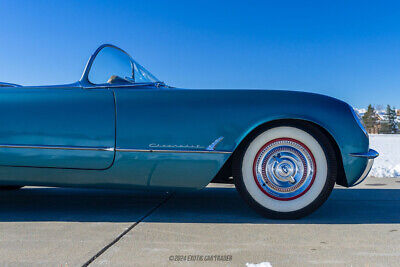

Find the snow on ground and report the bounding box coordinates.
[369,134,400,178]
[246,262,272,267]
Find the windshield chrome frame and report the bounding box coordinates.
[80,44,161,89]
[0,82,22,88]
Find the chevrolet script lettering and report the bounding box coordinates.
[149,144,204,149]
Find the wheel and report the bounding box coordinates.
[233,123,337,219]
[0,186,23,190]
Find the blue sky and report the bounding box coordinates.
[0,0,400,108]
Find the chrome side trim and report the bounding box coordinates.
[0,144,114,151]
[116,148,232,154]
[350,149,379,159]
[0,144,231,154]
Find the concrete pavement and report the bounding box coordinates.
[0,188,169,266]
[0,177,399,266]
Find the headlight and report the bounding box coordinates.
[350,106,368,136]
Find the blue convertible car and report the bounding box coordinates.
[0,44,378,219]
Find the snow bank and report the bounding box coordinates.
[369,134,400,178]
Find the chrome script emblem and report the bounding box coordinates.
[149,144,204,149]
[206,136,224,151]
[149,136,224,151]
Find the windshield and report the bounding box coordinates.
[88,45,160,85]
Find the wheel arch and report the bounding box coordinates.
[212,119,347,186]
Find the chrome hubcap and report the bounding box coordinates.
[253,138,316,200]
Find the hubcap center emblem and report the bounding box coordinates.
[253,138,316,201]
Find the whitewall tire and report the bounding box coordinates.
[233,122,337,219]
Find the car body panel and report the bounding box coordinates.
[113,87,369,187]
[0,86,115,169]
[0,151,229,190]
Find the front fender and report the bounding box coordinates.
[112,88,368,189]
[228,91,369,187]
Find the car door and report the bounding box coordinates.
[0,85,115,169]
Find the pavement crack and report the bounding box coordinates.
[82,193,173,267]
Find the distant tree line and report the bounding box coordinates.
[362,104,398,134]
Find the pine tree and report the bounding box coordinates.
[380,105,397,134]
[380,105,391,133]
[362,104,378,133]
[388,105,398,133]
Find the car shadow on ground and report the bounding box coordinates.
[0,186,399,224]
